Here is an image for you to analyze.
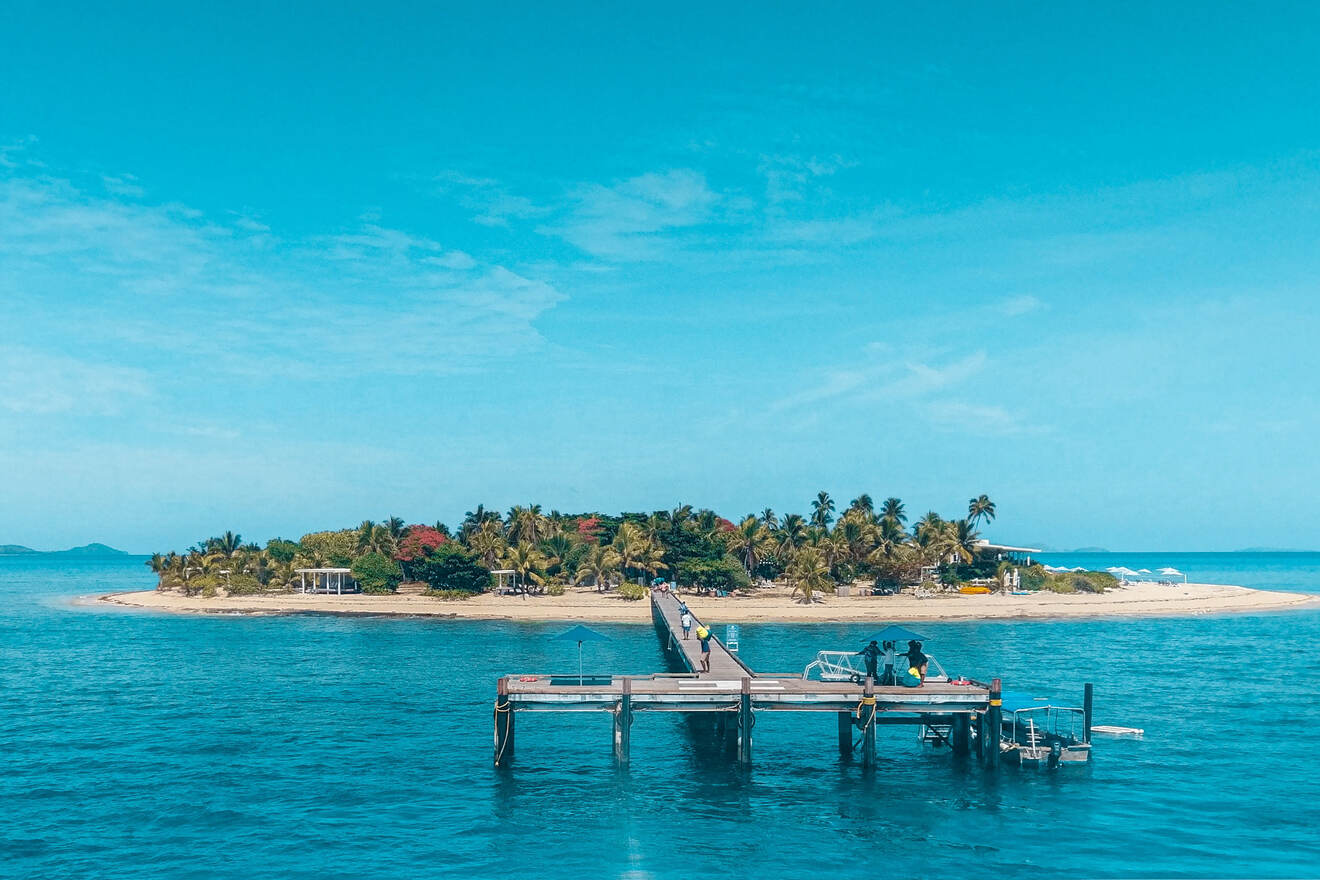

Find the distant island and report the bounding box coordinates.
[1069,546,1111,553]
[1235,547,1315,553]
[0,542,129,557]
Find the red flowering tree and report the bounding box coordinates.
[575,516,602,544]
[395,525,448,562]
[715,517,736,533]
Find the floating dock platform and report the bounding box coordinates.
[494,591,1084,769]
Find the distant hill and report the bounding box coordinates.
[1236,546,1313,553]
[0,542,130,557]
[1070,546,1110,553]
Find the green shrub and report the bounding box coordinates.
[677,556,750,593]
[546,582,566,596]
[223,573,265,595]
[617,582,647,600]
[1019,565,1049,591]
[413,544,492,594]
[426,589,477,600]
[351,552,403,594]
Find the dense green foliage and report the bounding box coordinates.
[149,492,1094,602]
[616,582,647,600]
[350,552,403,594]
[411,544,492,594]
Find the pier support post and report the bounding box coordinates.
[985,677,1002,770]
[494,677,515,767]
[737,677,753,766]
[614,677,632,766]
[952,713,971,755]
[860,676,877,768]
[837,711,853,758]
[1083,682,1093,744]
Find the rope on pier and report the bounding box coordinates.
[493,698,513,767]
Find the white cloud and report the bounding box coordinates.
[0,167,566,381]
[0,346,152,414]
[996,294,1043,317]
[542,169,719,260]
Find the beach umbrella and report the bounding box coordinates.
[1071,566,1087,572]
[552,624,610,685]
[1137,568,1152,574]
[1158,567,1187,582]
[863,624,929,645]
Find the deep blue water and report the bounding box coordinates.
[2,555,1319,879]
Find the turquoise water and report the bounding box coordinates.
[3,555,1319,879]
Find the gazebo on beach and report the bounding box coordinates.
[295,567,358,594]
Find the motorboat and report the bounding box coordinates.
[998,693,1092,767]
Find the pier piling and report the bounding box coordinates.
[860,676,877,768]
[614,677,632,766]
[1083,682,1093,744]
[494,677,515,767]
[952,713,971,755]
[737,677,753,766]
[837,712,854,758]
[985,677,1002,769]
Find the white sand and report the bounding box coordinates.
[95,580,1319,624]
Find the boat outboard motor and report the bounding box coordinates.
[1048,740,1063,768]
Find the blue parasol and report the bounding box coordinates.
[862,624,930,645]
[552,624,610,684]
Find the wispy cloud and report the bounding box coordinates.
[541,169,721,260]
[0,346,152,414]
[1,167,567,383]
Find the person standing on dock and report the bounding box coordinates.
[881,640,897,685]
[697,625,712,672]
[857,640,881,682]
[905,640,928,683]
[680,609,694,640]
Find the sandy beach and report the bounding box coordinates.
[96,580,1319,623]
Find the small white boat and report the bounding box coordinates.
[802,650,950,684]
[998,699,1092,767]
[1090,724,1144,737]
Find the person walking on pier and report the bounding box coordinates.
[857,640,881,682]
[697,625,712,672]
[680,609,694,640]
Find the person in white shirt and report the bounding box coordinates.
[680,610,694,639]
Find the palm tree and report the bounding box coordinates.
[833,513,874,565]
[759,508,778,531]
[941,519,982,565]
[467,520,508,569]
[775,514,808,562]
[787,546,832,604]
[727,515,772,577]
[967,495,996,529]
[914,511,945,547]
[875,516,905,558]
[385,517,407,543]
[460,504,500,540]
[670,504,695,530]
[694,509,719,537]
[880,497,907,527]
[540,533,584,581]
[613,522,666,583]
[810,491,835,530]
[848,494,874,518]
[502,541,547,592]
[208,531,243,557]
[507,504,547,544]
[575,544,622,591]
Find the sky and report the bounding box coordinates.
[3,1,1320,553]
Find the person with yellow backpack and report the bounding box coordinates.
[696,625,712,672]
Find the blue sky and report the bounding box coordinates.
[3,2,1320,553]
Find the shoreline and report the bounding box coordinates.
[93,581,1320,624]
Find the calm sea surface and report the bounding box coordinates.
[3,554,1319,879]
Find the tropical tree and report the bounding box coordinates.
[726,515,773,577]
[775,514,809,562]
[938,519,982,565]
[466,520,508,569]
[460,504,501,540]
[811,491,835,530]
[848,494,874,518]
[967,495,996,529]
[787,546,832,604]
[759,508,778,531]
[502,541,548,591]
[506,504,548,545]
[575,544,622,591]
[613,522,667,583]
[880,497,907,527]
[914,512,945,548]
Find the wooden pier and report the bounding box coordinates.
[494,591,1001,769]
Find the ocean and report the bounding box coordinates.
[2,553,1318,879]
